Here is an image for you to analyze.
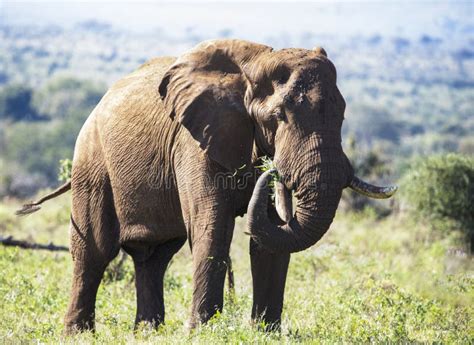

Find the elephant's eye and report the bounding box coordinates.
[277,74,289,85]
[274,67,291,85]
[273,107,286,121]
[283,94,294,106]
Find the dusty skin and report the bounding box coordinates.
[18,39,396,334]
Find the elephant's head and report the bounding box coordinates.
[159,39,397,253]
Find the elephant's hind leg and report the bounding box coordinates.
[64,169,120,335]
[126,237,186,329]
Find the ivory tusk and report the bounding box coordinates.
[349,176,398,199]
[274,180,293,222]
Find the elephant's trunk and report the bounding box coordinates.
[247,168,343,253]
[247,146,398,253]
[248,136,349,253]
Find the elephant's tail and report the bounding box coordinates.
[15,181,71,216]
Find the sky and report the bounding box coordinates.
[2,1,473,40]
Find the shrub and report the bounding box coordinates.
[400,154,474,248]
[0,84,41,121]
[58,158,72,182]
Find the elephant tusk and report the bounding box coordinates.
[274,180,293,223]
[349,176,398,199]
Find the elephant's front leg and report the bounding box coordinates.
[176,155,237,328]
[187,209,235,328]
[249,206,291,330]
[189,244,232,327]
[250,239,290,330]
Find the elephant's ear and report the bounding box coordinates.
[159,41,261,172]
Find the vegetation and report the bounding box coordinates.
[58,158,72,183]
[0,15,472,344]
[0,77,105,197]
[0,199,472,343]
[1,21,473,198]
[341,136,394,214]
[0,84,41,121]
[401,154,474,249]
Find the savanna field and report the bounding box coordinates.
[1,2,474,343]
[0,191,472,343]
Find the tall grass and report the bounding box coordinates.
[0,196,472,343]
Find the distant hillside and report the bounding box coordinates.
[0,4,473,197]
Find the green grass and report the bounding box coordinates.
[0,196,472,343]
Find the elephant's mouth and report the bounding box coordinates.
[274,174,398,223]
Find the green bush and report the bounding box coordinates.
[58,158,72,182]
[400,154,474,247]
[0,84,41,121]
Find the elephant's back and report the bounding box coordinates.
[75,55,186,242]
[92,56,178,135]
[109,56,176,92]
[137,56,176,71]
[95,54,180,178]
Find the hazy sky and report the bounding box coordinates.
[1,1,472,41]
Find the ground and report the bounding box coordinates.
[0,195,472,343]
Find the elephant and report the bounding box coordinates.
[17,39,397,334]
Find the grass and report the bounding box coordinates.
[0,194,472,343]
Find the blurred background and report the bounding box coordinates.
[0,0,472,199]
[0,2,472,342]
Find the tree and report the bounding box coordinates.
[33,76,105,120]
[344,104,403,145]
[1,77,105,196]
[0,84,41,121]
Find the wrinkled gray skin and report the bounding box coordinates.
[19,39,396,334]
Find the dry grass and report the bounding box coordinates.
[0,196,472,343]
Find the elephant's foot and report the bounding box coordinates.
[63,312,96,336]
[188,255,228,330]
[186,309,216,331]
[251,313,282,332]
[134,317,164,332]
[186,317,200,331]
[64,258,108,336]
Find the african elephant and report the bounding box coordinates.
[18,39,397,333]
